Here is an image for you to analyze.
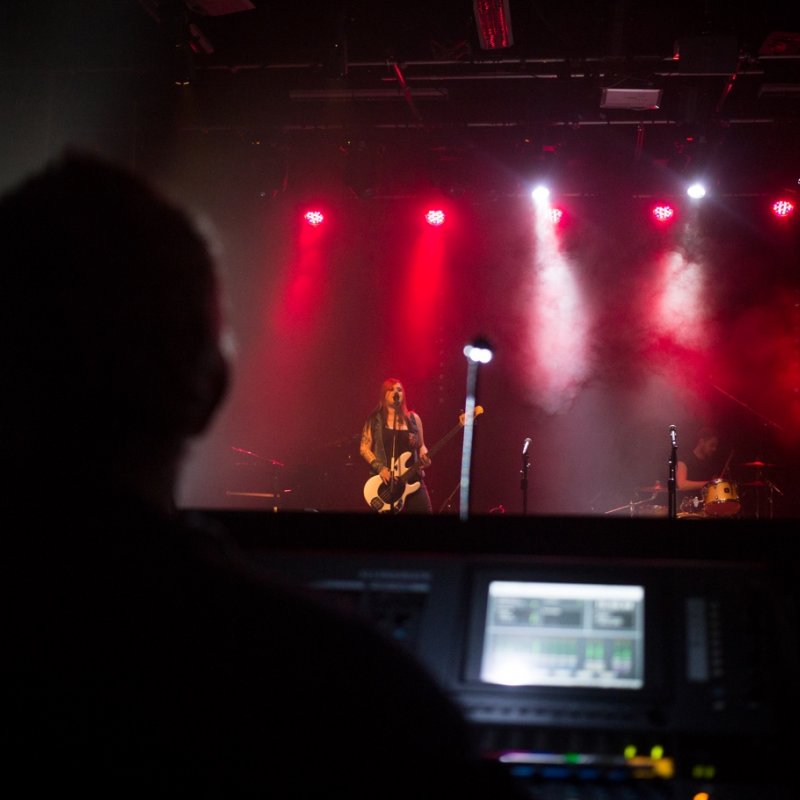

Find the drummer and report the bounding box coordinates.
[676,427,721,494]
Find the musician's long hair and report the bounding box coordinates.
[378,377,409,421]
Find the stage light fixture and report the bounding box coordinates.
[686,182,707,199]
[473,0,513,50]
[303,210,325,226]
[531,185,550,204]
[771,198,795,219]
[464,340,493,364]
[600,87,662,110]
[425,209,446,226]
[550,207,564,224]
[188,22,214,55]
[652,203,676,223]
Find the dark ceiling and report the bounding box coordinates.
[2,1,799,198]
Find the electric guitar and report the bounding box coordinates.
[363,406,484,513]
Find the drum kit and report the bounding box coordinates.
[608,459,782,519]
[678,478,741,519]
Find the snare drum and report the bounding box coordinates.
[703,479,741,517]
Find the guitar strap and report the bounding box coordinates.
[406,411,420,445]
[406,412,424,476]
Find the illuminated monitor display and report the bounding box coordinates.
[479,581,645,689]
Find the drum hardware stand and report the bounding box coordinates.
[603,495,656,517]
[740,461,782,519]
[271,461,282,512]
[766,479,783,519]
[754,478,783,519]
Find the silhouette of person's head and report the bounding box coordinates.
[693,427,720,461]
[2,152,532,800]
[1,150,230,507]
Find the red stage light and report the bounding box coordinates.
[771,198,795,219]
[303,210,325,226]
[549,207,564,224]
[652,204,675,223]
[425,209,446,226]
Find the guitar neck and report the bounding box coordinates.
[391,407,484,481]
[427,407,483,459]
[428,423,465,459]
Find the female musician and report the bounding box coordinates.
[359,378,432,513]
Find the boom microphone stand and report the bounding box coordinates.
[438,481,460,514]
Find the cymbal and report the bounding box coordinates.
[739,460,775,468]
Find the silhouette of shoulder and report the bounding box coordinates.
[7,502,521,797]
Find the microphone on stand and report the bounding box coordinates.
[667,425,678,519]
[520,437,532,514]
[392,391,400,406]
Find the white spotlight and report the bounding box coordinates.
[463,342,493,364]
[686,182,707,199]
[531,185,551,204]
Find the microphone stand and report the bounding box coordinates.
[520,439,531,515]
[388,394,400,511]
[668,427,677,520]
[438,481,460,514]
